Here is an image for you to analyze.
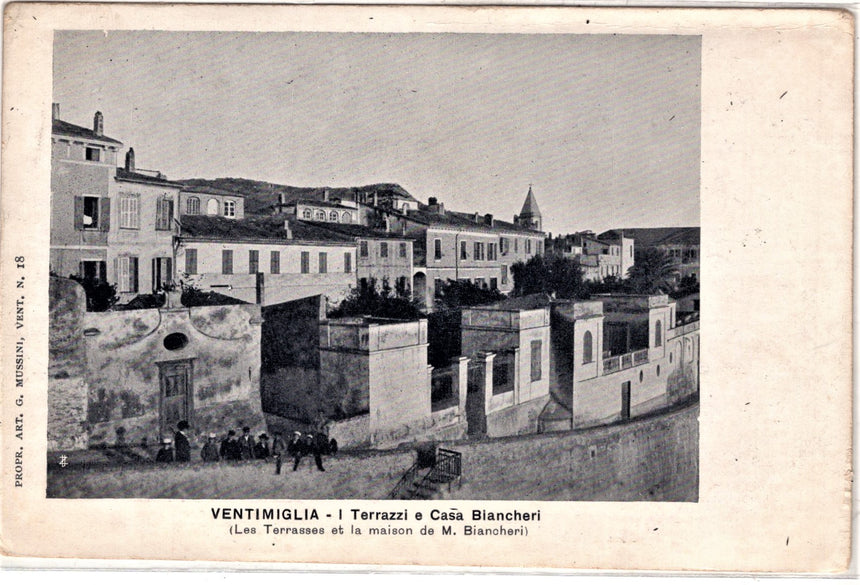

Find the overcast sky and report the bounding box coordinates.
[54,31,700,234]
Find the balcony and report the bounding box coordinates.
[603,348,649,375]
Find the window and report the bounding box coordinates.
[434,278,444,298]
[514,239,519,253]
[270,251,280,274]
[328,211,338,222]
[222,250,233,274]
[207,199,219,215]
[461,241,468,260]
[342,212,352,223]
[399,242,407,258]
[80,196,100,229]
[526,239,532,254]
[249,250,259,274]
[119,194,140,229]
[117,256,139,293]
[85,147,101,161]
[315,210,326,221]
[184,249,197,275]
[530,340,542,382]
[500,237,509,255]
[490,277,498,290]
[319,252,327,274]
[155,198,174,231]
[344,252,352,273]
[380,242,389,258]
[475,278,486,289]
[152,257,172,291]
[223,200,236,218]
[79,260,107,283]
[360,241,369,257]
[186,197,200,215]
[300,251,310,274]
[434,239,442,260]
[655,320,662,347]
[474,242,485,261]
[488,243,497,261]
[302,209,312,220]
[583,331,593,364]
[501,265,508,285]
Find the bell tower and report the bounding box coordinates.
[515,184,542,231]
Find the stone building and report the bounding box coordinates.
[541,294,699,431]
[109,150,183,300]
[50,105,123,282]
[600,227,699,282]
[179,184,245,220]
[175,215,358,306]
[383,187,546,309]
[546,232,630,281]
[48,277,267,450]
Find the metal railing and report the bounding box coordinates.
[389,448,462,499]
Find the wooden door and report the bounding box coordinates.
[621,381,631,420]
[159,360,192,439]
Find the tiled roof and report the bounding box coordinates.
[401,208,544,235]
[115,168,183,188]
[599,227,700,247]
[305,221,415,241]
[52,119,122,145]
[519,186,542,217]
[178,214,354,244]
[181,185,246,197]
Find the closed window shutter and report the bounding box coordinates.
[113,258,119,289]
[98,261,107,283]
[152,258,159,291]
[167,200,174,228]
[74,197,85,231]
[100,198,111,232]
[166,257,173,283]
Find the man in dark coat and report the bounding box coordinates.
[220,430,241,461]
[271,431,287,474]
[238,426,255,461]
[174,420,191,462]
[155,438,174,462]
[307,433,325,472]
[288,431,305,471]
[201,432,220,462]
[254,433,271,460]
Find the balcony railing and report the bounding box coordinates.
[603,348,649,375]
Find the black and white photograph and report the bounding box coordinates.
[1,3,851,572]
[46,30,701,501]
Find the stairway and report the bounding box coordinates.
[389,448,462,500]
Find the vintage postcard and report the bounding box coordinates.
[0,3,852,572]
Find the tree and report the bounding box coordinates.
[433,279,505,311]
[510,253,586,299]
[68,274,118,312]
[328,277,423,321]
[626,248,679,294]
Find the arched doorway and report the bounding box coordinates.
[413,271,427,310]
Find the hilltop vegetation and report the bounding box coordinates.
[178,178,418,216]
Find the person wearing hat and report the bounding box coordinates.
[271,431,287,474]
[238,426,255,461]
[201,432,220,462]
[288,431,305,471]
[220,430,241,461]
[174,420,191,462]
[155,438,174,463]
[254,433,271,460]
[300,432,325,472]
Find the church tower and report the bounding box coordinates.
[515,184,542,231]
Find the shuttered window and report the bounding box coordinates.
[270,251,280,274]
[185,249,197,275]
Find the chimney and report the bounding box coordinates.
[373,192,378,207]
[52,103,60,120]
[93,111,104,136]
[284,220,293,240]
[473,212,480,223]
[514,214,519,224]
[427,197,445,215]
[323,189,329,202]
[484,213,494,227]
[125,148,135,173]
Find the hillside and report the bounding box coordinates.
[178,178,419,216]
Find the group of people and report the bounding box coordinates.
[154,422,337,473]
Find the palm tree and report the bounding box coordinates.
[626,248,679,294]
